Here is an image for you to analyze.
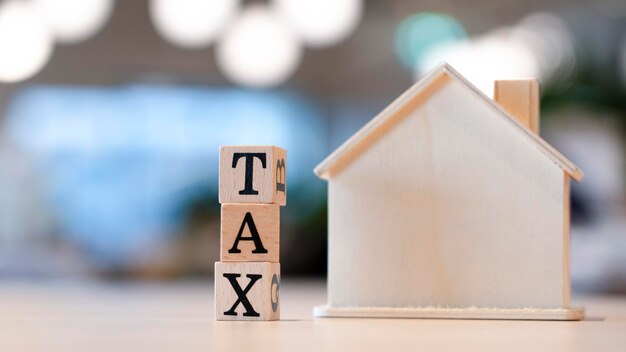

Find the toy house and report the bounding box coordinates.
[313,63,584,320]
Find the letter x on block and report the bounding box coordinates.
[214,262,280,321]
[223,273,262,317]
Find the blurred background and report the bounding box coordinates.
[0,0,625,294]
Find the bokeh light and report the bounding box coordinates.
[414,12,574,96]
[273,0,362,48]
[514,12,576,83]
[31,0,114,44]
[394,12,466,69]
[216,6,301,88]
[150,0,239,49]
[5,85,326,262]
[419,30,539,96]
[0,1,53,83]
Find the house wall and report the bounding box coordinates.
[328,79,568,309]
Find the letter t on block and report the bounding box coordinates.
[219,146,286,205]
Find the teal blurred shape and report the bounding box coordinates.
[3,84,327,265]
[394,12,466,69]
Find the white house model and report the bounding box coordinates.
[313,63,584,320]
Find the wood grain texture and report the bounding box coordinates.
[3,282,626,351]
[214,262,280,321]
[325,78,574,316]
[494,79,540,134]
[219,146,287,205]
[220,203,280,262]
[314,305,584,320]
[314,63,582,182]
[315,73,450,180]
[563,174,571,307]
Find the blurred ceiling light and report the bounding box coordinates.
[419,30,539,96]
[31,0,114,44]
[150,0,239,49]
[413,12,575,95]
[394,12,466,69]
[273,0,362,47]
[216,6,301,88]
[514,12,576,83]
[0,1,53,83]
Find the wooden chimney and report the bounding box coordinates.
[494,80,540,134]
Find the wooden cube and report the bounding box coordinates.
[221,204,279,262]
[219,146,286,205]
[214,262,280,321]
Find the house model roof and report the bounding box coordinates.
[314,63,583,182]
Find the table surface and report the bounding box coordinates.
[1,280,625,352]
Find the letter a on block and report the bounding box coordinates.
[219,146,287,205]
[228,212,268,254]
[215,262,280,321]
[221,204,279,262]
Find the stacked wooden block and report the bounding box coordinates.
[215,146,286,321]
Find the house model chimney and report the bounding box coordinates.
[494,79,540,134]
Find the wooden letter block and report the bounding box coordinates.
[219,145,286,205]
[221,203,279,262]
[215,262,280,321]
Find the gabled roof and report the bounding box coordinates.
[314,63,583,182]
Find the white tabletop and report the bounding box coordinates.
[1,280,625,351]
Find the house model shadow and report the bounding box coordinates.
[313,63,584,320]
